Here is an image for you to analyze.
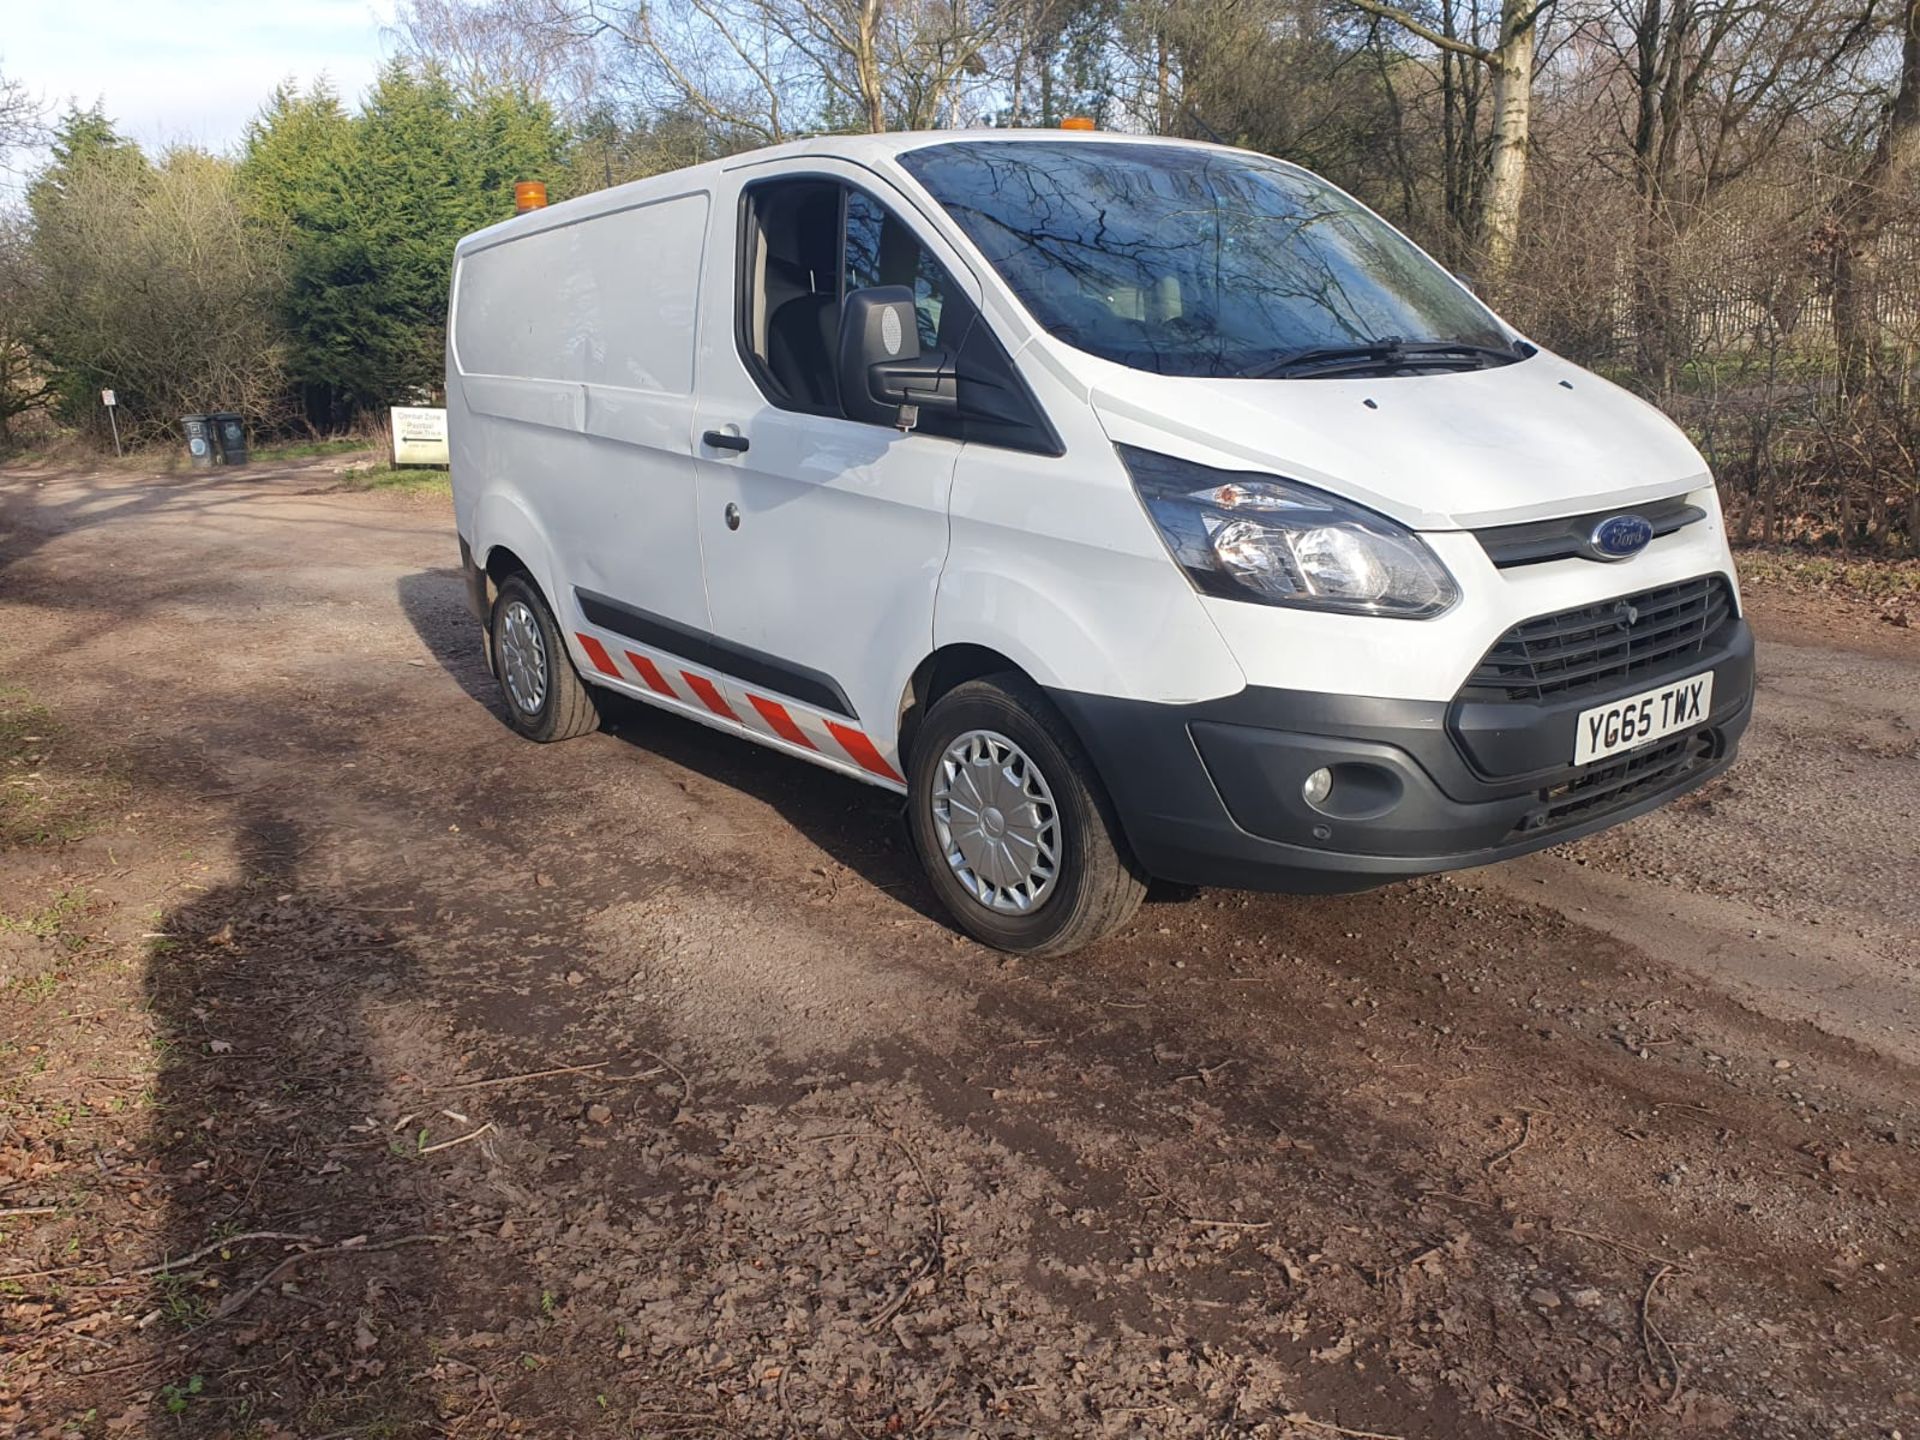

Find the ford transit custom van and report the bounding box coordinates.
[448,130,1753,956]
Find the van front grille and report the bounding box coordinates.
[1472,496,1706,567]
[1460,575,1735,705]
[1514,730,1719,836]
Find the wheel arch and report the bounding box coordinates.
[896,642,1097,777]
[468,489,563,620]
[483,543,533,583]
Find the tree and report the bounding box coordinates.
[1573,0,1880,391]
[390,0,600,108]
[0,215,48,443]
[1815,0,1920,545]
[1117,1,1425,230]
[25,108,157,432]
[1342,0,1551,282]
[998,0,1119,127]
[27,106,147,219]
[0,60,42,164]
[241,65,568,419]
[0,64,45,439]
[1826,0,1920,395]
[28,120,289,441]
[240,84,357,226]
[559,101,739,192]
[557,0,1021,138]
[239,84,359,426]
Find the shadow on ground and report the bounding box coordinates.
[395,565,948,925]
[138,813,448,1435]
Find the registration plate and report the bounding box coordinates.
[1573,671,1713,766]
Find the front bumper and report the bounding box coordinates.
[1049,619,1754,893]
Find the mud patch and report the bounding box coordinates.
[584,882,972,1069]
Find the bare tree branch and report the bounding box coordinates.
[1344,0,1493,62]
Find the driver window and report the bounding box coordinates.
[745,179,843,415]
[741,177,973,430]
[843,189,951,352]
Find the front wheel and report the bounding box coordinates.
[489,573,599,743]
[907,675,1146,956]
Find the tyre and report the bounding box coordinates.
[906,674,1146,956]
[489,572,599,742]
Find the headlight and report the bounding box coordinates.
[1120,446,1459,618]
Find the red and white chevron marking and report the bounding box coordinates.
[572,631,904,789]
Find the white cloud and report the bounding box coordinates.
[4,0,399,155]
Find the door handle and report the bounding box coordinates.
[702,429,750,453]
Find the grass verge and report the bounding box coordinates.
[340,463,452,496]
[253,436,373,462]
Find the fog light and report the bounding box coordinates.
[1302,767,1333,808]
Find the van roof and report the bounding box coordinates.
[718,126,1217,167]
[454,129,1240,255]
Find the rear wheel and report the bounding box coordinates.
[489,573,599,742]
[907,675,1145,956]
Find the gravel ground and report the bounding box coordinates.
[1,456,1916,1440]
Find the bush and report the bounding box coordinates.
[28,121,288,446]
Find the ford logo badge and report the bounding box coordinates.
[1589,513,1653,561]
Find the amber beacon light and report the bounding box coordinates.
[1060,116,1097,130]
[514,180,549,214]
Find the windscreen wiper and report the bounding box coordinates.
[1240,338,1527,380]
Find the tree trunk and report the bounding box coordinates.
[1830,0,1920,398]
[1632,203,1679,395]
[1155,30,1173,135]
[856,0,886,132]
[1831,238,1879,401]
[1476,0,1535,280]
[1010,12,1028,127]
[1438,0,1478,257]
[1347,0,1540,284]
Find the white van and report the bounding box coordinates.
[447,130,1753,956]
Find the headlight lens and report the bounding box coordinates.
[1120,446,1460,618]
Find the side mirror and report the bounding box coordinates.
[837,286,958,429]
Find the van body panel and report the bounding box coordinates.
[937,390,1245,705]
[1084,349,1708,533]
[452,389,710,650]
[466,485,561,599]
[453,191,710,391]
[690,408,959,761]
[562,599,907,790]
[450,189,713,646]
[459,374,586,433]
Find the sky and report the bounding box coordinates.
[4,1,398,157]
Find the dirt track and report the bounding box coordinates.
[2,456,1917,1439]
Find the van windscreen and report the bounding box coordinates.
[898,141,1515,379]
